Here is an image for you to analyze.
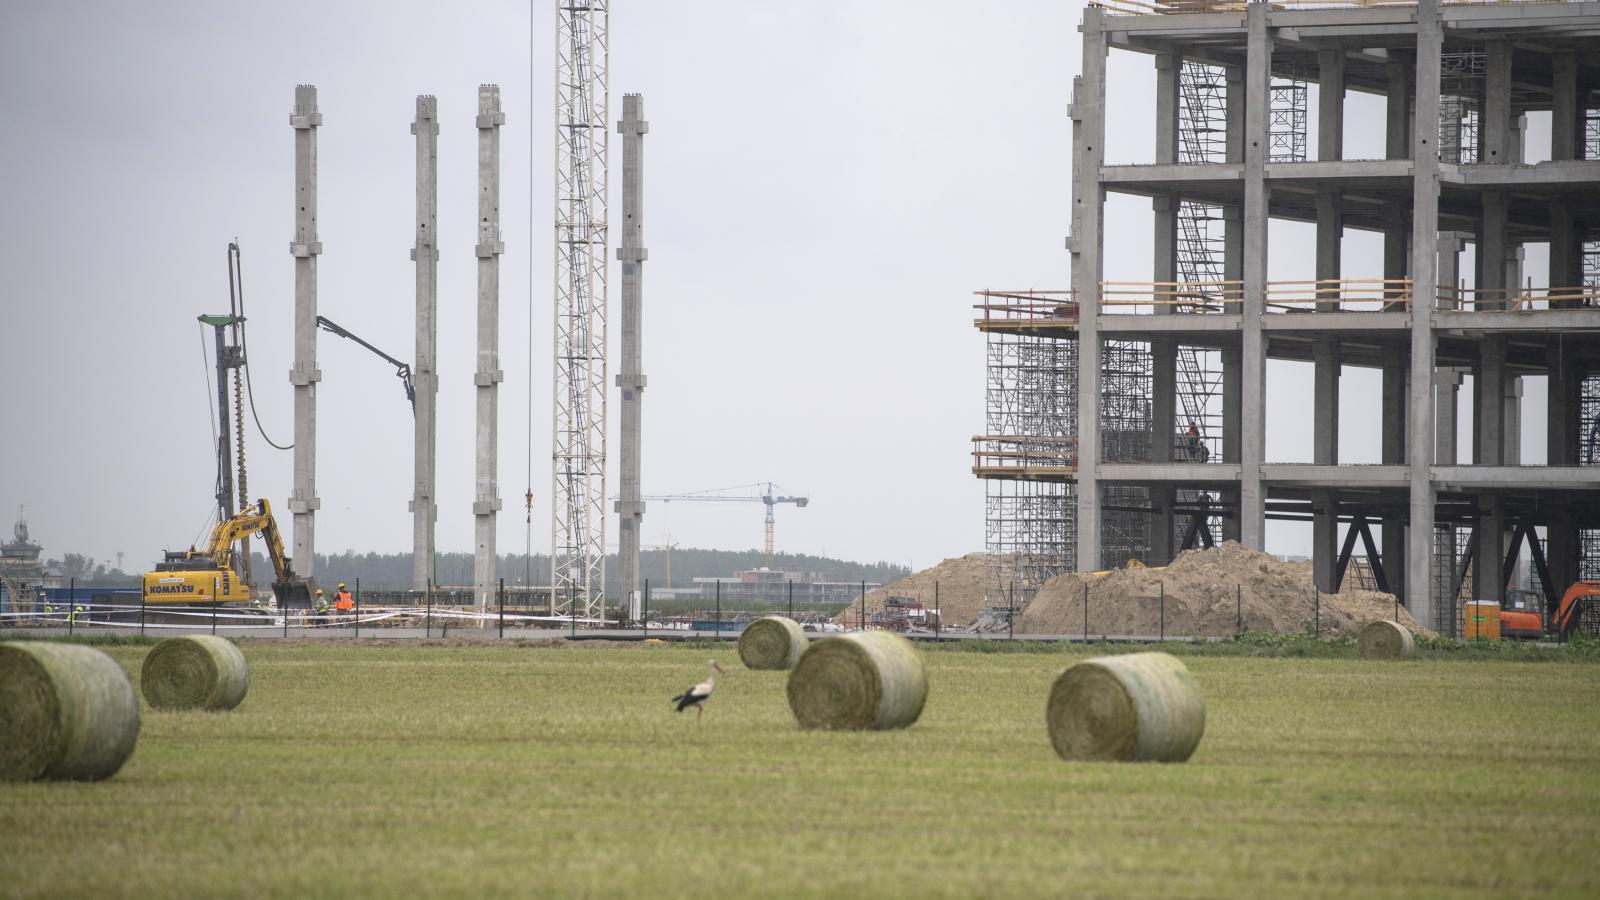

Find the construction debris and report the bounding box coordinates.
[1015,542,1427,638]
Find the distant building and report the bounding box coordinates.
[690,568,879,606]
[1,513,64,611]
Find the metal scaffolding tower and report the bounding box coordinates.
[552,0,609,622]
[1267,78,1308,163]
[1440,49,1485,164]
[982,327,1077,605]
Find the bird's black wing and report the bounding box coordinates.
[674,688,707,712]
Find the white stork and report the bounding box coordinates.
[671,659,724,722]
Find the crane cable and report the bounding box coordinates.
[233,243,293,451]
[195,322,221,550]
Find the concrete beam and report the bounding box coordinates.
[1261,464,1409,487]
[1406,0,1442,627]
[615,93,649,620]
[289,85,322,579]
[1433,466,1600,490]
[1073,10,1108,572]
[410,95,439,591]
[1239,3,1270,550]
[473,86,505,615]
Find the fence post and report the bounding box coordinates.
[715,581,722,637]
[1236,584,1242,636]
[355,577,361,639]
[1159,580,1165,642]
[643,579,649,638]
[67,578,75,637]
[934,580,940,639]
[1313,587,1320,636]
[426,580,433,639]
[860,580,866,631]
[499,578,505,639]
[1393,594,1399,624]
[140,588,146,638]
[283,590,289,638]
[1084,581,1089,642]
[211,576,218,636]
[787,579,793,621]
[570,582,577,638]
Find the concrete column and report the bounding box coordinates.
[1382,364,1407,465]
[410,96,439,591]
[1155,53,1179,166]
[1435,368,1461,465]
[1383,207,1409,310]
[289,85,322,580]
[1549,202,1580,306]
[1503,376,1522,465]
[1483,41,1513,164]
[1152,337,1177,562]
[1154,195,1177,314]
[1479,191,1507,310]
[1221,344,1241,544]
[1239,2,1270,550]
[1552,51,1581,162]
[1318,48,1345,162]
[615,94,649,620]
[1510,114,1527,165]
[1386,55,1412,161]
[1475,337,1507,464]
[1226,65,1245,165]
[1312,489,1339,593]
[1438,231,1465,309]
[1406,0,1442,625]
[1474,494,1505,603]
[1313,340,1340,465]
[1547,343,1581,591]
[1383,506,1406,604]
[473,86,505,615]
[1072,10,1108,572]
[1315,189,1342,312]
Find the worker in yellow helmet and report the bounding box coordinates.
[313,588,330,621]
[334,582,354,619]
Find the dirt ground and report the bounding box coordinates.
[833,553,989,627]
[1014,541,1427,638]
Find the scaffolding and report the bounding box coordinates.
[1440,48,1485,164]
[981,328,1077,604]
[1582,371,1600,581]
[1268,79,1308,163]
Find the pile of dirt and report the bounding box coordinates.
[1014,541,1427,639]
[833,553,988,627]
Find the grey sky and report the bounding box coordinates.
[0,1,1554,575]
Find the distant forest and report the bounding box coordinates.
[245,548,911,591]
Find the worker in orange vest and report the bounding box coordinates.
[334,582,354,619]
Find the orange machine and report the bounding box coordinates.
[1498,582,1600,641]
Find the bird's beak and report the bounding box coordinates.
[713,662,725,673]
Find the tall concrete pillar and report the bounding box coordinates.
[1383,207,1409,310]
[1483,41,1513,164]
[1151,337,1177,563]
[1221,343,1241,543]
[1552,51,1581,162]
[1503,376,1523,464]
[1406,0,1442,625]
[615,94,649,619]
[1238,2,1270,550]
[1438,231,1465,309]
[410,96,439,591]
[1072,11,1108,572]
[1312,489,1339,593]
[1386,55,1412,161]
[1435,368,1461,465]
[473,86,505,614]
[1475,494,1505,602]
[1475,337,1507,465]
[289,85,322,580]
[1318,48,1345,162]
[1313,341,1340,465]
[1382,365,1407,465]
[1155,53,1179,166]
[1547,343,1582,593]
[1479,191,1507,310]
[1315,190,1342,312]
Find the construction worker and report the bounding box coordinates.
[313,588,330,623]
[334,582,354,620]
[1186,420,1201,457]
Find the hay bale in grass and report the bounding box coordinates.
[0,642,141,782]
[141,635,250,711]
[1358,620,1416,661]
[786,630,927,730]
[1046,651,1205,763]
[738,616,809,670]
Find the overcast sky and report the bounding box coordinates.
[0,1,1555,576]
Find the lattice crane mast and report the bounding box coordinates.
[643,482,809,569]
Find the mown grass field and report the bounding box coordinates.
[4,639,1599,898]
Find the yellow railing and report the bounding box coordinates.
[1264,278,1411,312]
[1436,284,1600,311]
[1100,280,1244,314]
[973,290,1079,326]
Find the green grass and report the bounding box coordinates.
[4,641,1598,898]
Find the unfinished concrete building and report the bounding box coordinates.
[975,0,1600,634]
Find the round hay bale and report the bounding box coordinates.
[1358,619,1416,660]
[1046,651,1205,763]
[0,641,141,782]
[141,635,250,711]
[786,630,927,730]
[737,616,809,670]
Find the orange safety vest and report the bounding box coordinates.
[334,591,354,611]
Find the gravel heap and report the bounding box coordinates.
[1014,541,1426,638]
[833,553,988,628]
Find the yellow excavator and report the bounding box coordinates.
[142,498,311,609]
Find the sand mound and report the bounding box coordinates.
[1015,542,1427,638]
[833,553,987,628]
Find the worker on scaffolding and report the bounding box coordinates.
[1185,420,1202,458]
